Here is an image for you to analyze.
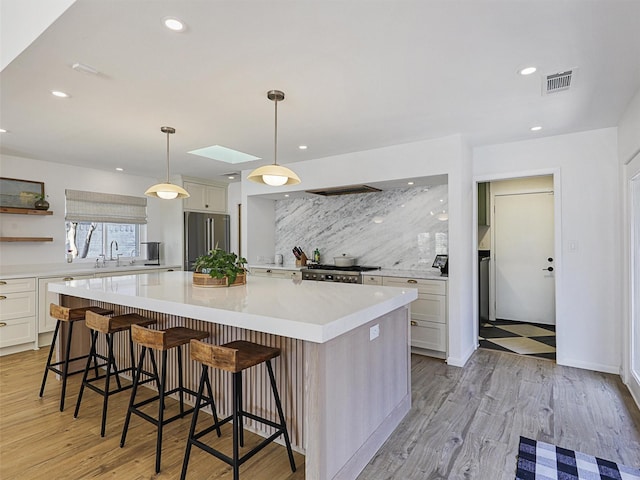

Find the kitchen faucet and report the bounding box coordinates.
[110,240,118,260]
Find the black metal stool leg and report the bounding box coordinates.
[59,321,75,411]
[98,333,116,437]
[180,364,209,480]
[178,346,185,416]
[266,360,296,472]
[155,350,168,474]
[237,372,244,447]
[120,346,147,448]
[39,320,60,398]
[74,330,98,418]
[204,371,222,437]
[232,371,240,480]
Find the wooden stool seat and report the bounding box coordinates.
[121,324,213,474]
[191,340,280,373]
[130,324,209,350]
[74,310,157,437]
[86,311,156,334]
[181,339,296,480]
[39,304,114,411]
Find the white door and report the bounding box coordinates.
[495,192,555,324]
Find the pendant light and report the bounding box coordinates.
[248,90,301,186]
[145,126,190,199]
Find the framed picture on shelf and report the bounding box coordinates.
[0,177,45,209]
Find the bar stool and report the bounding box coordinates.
[73,310,157,437]
[120,324,213,474]
[39,304,114,411]
[180,340,296,480]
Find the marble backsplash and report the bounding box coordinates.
[274,185,448,270]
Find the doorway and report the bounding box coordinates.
[477,175,557,360]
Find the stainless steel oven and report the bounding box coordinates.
[301,265,380,284]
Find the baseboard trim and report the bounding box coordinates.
[447,343,476,368]
[625,372,640,411]
[556,356,619,375]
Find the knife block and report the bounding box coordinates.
[295,253,308,267]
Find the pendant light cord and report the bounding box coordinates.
[165,130,171,182]
[273,97,278,166]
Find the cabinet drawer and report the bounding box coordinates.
[383,277,446,295]
[411,295,446,324]
[362,275,382,286]
[251,268,299,279]
[0,316,36,347]
[0,291,37,321]
[410,320,446,352]
[0,277,36,294]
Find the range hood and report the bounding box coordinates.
[306,184,382,196]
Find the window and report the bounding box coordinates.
[65,222,142,260]
[64,189,147,261]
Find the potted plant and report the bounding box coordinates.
[192,248,248,287]
[34,193,50,210]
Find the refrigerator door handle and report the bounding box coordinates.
[211,217,216,250]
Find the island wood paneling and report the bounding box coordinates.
[70,298,306,450]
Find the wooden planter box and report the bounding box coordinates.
[192,272,247,288]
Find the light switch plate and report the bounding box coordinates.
[370,324,380,341]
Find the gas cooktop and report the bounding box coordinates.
[303,264,381,272]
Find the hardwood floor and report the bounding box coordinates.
[359,350,640,480]
[1,348,639,479]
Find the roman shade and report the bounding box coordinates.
[65,189,147,224]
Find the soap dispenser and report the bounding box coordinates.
[313,248,320,263]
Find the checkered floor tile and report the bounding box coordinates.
[480,320,556,360]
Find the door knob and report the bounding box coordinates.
[542,266,554,272]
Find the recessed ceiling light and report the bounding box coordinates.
[530,126,542,131]
[163,17,185,32]
[407,181,414,185]
[298,145,308,150]
[228,176,235,180]
[116,167,124,171]
[519,66,537,76]
[0,128,7,133]
[51,90,69,98]
[284,194,290,198]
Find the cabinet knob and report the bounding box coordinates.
[168,269,174,272]
[63,277,73,281]
[407,279,418,284]
[0,295,6,300]
[0,281,6,285]
[266,269,272,273]
[410,320,418,326]
[0,322,7,327]
[205,204,209,208]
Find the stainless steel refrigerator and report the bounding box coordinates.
[184,212,230,271]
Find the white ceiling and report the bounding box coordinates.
[1,0,639,183]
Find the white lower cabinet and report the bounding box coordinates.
[250,268,300,280]
[382,276,447,357]
[362,275,383,286]
[0,278,37,351]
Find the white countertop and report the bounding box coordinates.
[0,263,180,280]
[48,271,417,343]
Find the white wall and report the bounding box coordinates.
[474,128,621,373]
[0,154,183,267]
[618,87,640,166]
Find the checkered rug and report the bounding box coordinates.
[516,436,640,480]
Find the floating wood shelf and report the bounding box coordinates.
[0,207,53,215]
[0,237,54,242]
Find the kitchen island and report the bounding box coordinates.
[49,271,417,480]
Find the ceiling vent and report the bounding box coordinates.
[543,69,576,95]
[306,184,382,196]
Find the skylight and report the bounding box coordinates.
[188,145,261,164]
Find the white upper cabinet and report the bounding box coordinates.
[183,181,227,213]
